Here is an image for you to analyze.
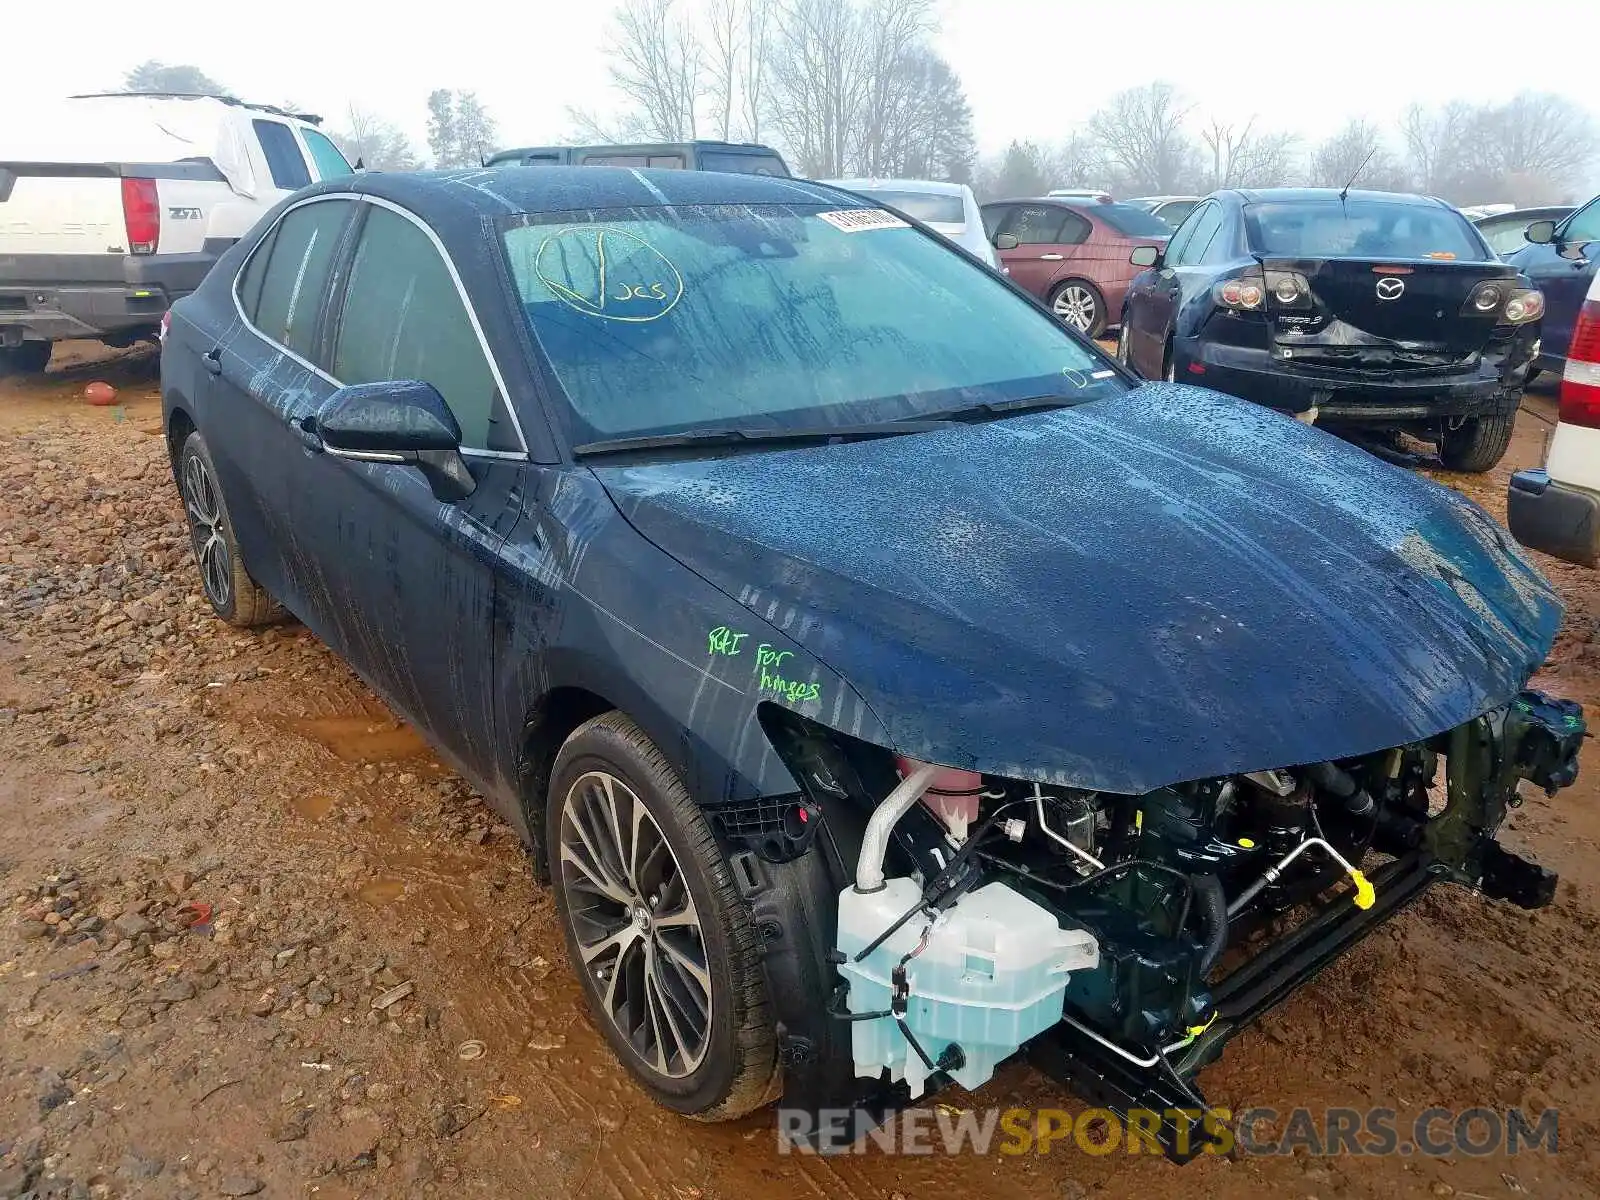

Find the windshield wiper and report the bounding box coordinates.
[921,394,1090,423]
[572,420,950,459]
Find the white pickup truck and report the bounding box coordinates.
[0,93,353,375]
[1508,269,1600,567]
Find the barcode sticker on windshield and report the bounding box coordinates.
[817,209,910,233]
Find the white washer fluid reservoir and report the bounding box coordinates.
[836,877,1098,1098]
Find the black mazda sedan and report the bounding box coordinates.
[161,168,1582,1158]
[1118,188,1544,472]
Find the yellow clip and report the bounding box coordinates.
[1186,1011,1219,1040]
[1350,870,1375,910]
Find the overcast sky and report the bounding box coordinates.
[4,0,1599,173]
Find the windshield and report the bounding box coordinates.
[698,151,788,177]
[1245,200,1486,260]
[501,204,1122,444]
[854,189,966,225]
[1093,202,1175,237]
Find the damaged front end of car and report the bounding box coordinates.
[720,693,1585,1162]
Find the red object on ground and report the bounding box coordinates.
[84,381,118,406]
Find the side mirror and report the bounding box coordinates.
[1524,220,1558,246]
[1129,245,1161,268]
[305,381,476,502]
[993,233,1019,251]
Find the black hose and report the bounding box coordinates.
[1307,760,1376,817]
[1192,873,1228,974]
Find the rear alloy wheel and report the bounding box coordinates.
[1050,280,1105,337]
[176,432,280,626]
[549,712,778,1120]
[0,340,52,377]
[1438,410,1516,473]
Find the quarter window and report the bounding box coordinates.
[253,120,313,190]
[333,205,501,449]
[249,199,352,360]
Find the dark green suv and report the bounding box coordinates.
[484,140,790,177]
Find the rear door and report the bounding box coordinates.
[1125,201,1220,375]
[1517,198,1600,366]
[204,196,356,605]
[994,203,1088,300]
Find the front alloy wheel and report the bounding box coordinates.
[559,769,712,1078]
[547,711,778,1120]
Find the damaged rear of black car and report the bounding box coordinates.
[1119,188,1543,472]
[160,168,1585,1167]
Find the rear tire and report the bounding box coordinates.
[1438,410,1515,473]
[548,711,779,1121]
[0,341,52,377]
[176,431,280,626]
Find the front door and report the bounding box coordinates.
[1517,198,1600,368]
[284,200,531,782]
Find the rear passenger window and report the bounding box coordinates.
[250,199,351,359]
[254,120,312,190]
[1007,206,1067,245]
[332,206,501,448]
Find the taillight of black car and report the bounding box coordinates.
[1460,279,1545,326]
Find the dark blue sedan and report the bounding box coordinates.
[1506,193,1600,376]
[1119,188,1544,472]
[160,167,1582,1156]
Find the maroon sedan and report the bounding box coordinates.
[980,198,1170,336]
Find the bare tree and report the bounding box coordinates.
[1048,131,1106,191]
[606,0,704,140]
[1468,93,1598,204]
[705,0,742,140]
[1088,83,1199,195]
[740,0,772,142]
[1200,118,1300,189]
[1400,101,1476,198]
[1310,119,1407,192]
[765,0,867,176]
[331,105,421,172]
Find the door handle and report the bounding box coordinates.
[293,415,324,453]
[1039,253,1065,261]
[203,347,222,376]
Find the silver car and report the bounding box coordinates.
[823,178,999,269]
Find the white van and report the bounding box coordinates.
[1,93,353,375]
[1508,269,1600,567]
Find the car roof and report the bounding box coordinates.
[489,140,778,159]
[307,166,852,222]
[68,91,323,125]
[1226,187,1449,209]
[1128,194,1199,203]
[823,178,967,196]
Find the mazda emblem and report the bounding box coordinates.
[1375,277,1406,301]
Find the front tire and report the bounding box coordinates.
[1050,280,1106,337]
[0,340,51,377]
[176,432,279,626]
[1438,410,1515,472]
[548,711,778,1120]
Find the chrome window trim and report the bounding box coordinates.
[229,190,531,459]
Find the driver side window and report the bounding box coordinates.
[1170,203,1223,267]
[1564,197,1600,243]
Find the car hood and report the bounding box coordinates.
[591,383,1562,794]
